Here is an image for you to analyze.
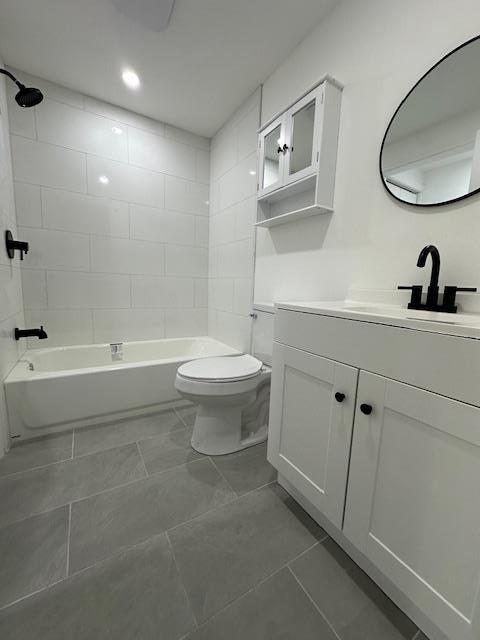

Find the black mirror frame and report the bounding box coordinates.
[379,33,480,208]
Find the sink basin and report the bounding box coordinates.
[275,300,480,339]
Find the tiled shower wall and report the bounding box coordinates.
[0,65,25,454]
[208,89,260,352]
[7,68,210,347]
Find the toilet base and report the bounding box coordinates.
[190,400,268,456]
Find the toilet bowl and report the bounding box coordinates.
[175,354,271,455]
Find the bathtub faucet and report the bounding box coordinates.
[15,326,48,341]
[110,343,123,361]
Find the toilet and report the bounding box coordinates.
[175,307,274,455]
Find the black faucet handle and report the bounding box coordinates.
[441,286,477,313]
[398,285,423,308]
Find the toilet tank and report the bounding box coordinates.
[252,304,275,366]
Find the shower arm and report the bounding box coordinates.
[0,68,23,87]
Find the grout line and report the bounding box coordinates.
[0,576,67,612]
[288,565,342,640]
[71,429,75,459]
[207,457,237,497]
[135,441,149,477]
[65,503,72,577]
[165,530,199,630]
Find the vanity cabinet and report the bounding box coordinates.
[268,343,357,529]
[268,306,480,640]
[256,77,342,227]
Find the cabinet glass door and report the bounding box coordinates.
[284,86,322,185]
[261,123,283,192]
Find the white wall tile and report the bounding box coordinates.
[165,176,209,216]
[213,208,236,245]
[194,279,208,307]
[165,308,207,338]
[216,238,254,279]
[209,278,234,312]
[0,265,23,322]
[11,136,86,192]
[128,127,196,180]
[211,128,237,180]
[165,245,207,277]
[20,227,90,271]
[84,97,165,136]
[21,269,47,310]
[237,106,260,160]
[165,124,209,150]
[36,100,128,162]
[14,182,42,228]
[233,196,256,241]
[87,156,165,208]
[93,309,165,343]
[42,188,129,238]
[233,279,253,316]
[196,149,210,184]
[130,204,195,245]
[217,152,257,210]
[132,276,194,308]
[194,216,209,247]
[25,309,93,348]
[211,310,251,352]
[90,236,164,276]
[47,271,130,309]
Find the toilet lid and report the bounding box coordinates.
[177,355,263,382]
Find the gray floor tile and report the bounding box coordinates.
[0,507,68,608]
[0,534,196,640]
[186,567,337,640]
[74,410,185,456]
[0,444,145,528]
[212,442,276,495]
[0,432,73,478]
[175,405,196,427]
[290,538,417,640]
[168,482,325,624]
[139,427,204,475]
[69,458,236,573]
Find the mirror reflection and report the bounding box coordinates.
[381,36,480,206]
[263,124,282,189]
[290,100,315,175]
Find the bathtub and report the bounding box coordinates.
[5,337,239,441]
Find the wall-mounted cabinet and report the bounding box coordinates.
[256,76,342,228]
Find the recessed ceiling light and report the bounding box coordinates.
[249,170,256,175]
[122,69,140,90]
[111,126,123,135]
[98,175,110,185]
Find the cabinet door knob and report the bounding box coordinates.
[334,392,345,403]
[360,403,373,415]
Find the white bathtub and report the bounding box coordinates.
[5,337,239,440]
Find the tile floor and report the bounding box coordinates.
[0,406,428,639]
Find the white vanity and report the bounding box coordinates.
[267,300,480,640]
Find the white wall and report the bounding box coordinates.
[7,69,210,347]
[208,90,260,351]
[255,0,480,303]
[0,63,25,455]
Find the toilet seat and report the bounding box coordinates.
[177,354,263,383]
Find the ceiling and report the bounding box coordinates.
[0,0,338,137]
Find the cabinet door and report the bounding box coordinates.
[258,115,287,197]
[344,371,480,640]
[283,85,323,186]
[267,343,358,528]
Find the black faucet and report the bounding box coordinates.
[417,245,441,308]
[15,326,48,341]
[5,230,29,260]
[399,245,477,313]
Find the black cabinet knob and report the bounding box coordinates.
[334,392,345,403]
[360,403,373,415]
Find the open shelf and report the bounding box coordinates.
[255,204,332,228]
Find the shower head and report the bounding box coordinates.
[15,84,43,108]
[0,69,43,108]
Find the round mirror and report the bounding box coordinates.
[380,35,480,207]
